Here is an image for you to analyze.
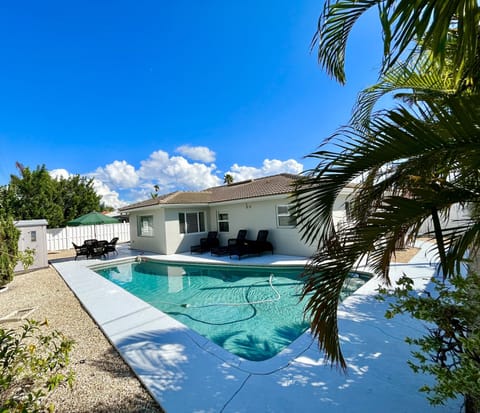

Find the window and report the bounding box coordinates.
[30,231,37,242]
[217,212,229,232]
[179,211,205,234]
[276,205,296,228]
[138,215,154,237]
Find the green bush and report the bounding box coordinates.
[0,215,35,288]
[0,216,20,287]
[378,273,480,413]
[0,319,75,412]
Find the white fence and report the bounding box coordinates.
[47,223,130,251]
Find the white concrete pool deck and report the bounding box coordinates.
[52,242,462,413]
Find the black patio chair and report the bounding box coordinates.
[72,242,89,260]
[227,229,248,248]
[190,231,219,254]
[211,230,248,256]
[229,230,273,259]
[104,237,119,256]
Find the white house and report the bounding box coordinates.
[120,174,353,257]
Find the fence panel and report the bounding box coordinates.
[46,223,130,251]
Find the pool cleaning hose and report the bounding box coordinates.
[155,274,281,308]
[182,274,281,308]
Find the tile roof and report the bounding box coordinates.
[120,173,299,211]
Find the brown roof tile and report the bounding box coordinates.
[120,173,299,211]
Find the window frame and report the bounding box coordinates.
[217,212,229,233]
[137,215,154,237]
[178,211,206,234]
[276,204,296,228]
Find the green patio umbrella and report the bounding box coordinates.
[67,211,119,237]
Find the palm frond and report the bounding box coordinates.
[312,0,381,84]
[313,0,479,85]
[295,94,480,367]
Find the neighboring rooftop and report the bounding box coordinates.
[120,173,299,212]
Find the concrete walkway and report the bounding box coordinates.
[52,242,462,413]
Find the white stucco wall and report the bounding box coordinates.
[209,195,314,257]
[163,206,211,254]
[129,208,167,254]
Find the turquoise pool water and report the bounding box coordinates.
[96,260,369,361]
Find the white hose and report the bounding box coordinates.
[153,274,281,308]
[183,274,281,308]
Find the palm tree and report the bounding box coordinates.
[295,0,480,369]
[295,94,480,368]
[313,0,479,86]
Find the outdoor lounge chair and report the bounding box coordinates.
[104,237,119,255]
[72,242,89,260]
[227,229,248,248]
[190,231,220,254]
[211,229,248,256]
[229,230,273,259]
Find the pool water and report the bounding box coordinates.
[96,260,369,361]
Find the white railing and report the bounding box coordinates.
[47,223,130,251]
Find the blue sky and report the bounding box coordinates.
[0,1,383,208]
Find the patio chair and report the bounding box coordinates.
[227,229,248,248]
[190,231,220,254]
[104,237,119,256]
[72,242,89,260]
[211,230,248,256]
[89,240,108,259]
[229,230,273,259]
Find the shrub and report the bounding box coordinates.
[0,216,20,287]
[378,273,480,413]
[0,215,35,287]
[0,319,75,412]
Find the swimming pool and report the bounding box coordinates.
[96,259,369,361]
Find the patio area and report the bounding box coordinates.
[51,242,462,413]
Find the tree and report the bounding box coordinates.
[313,0,479,87]
[0,164,102,227]
[150,184,160,199]
[55,174,103,225]
[293,1,480,409]
[295,94,480,365]
[224,174,234,185]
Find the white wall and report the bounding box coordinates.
[164,206,211,254]
[124,190,351,258]
[15,220,49,272]
[128,209,165,254]
[210,196,317,257]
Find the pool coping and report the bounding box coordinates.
[52,243,462,413]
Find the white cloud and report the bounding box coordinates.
[49,168,71,180]
[226,158,303,182]
[51,151,304,208]
[91,179,127,209]
[92,160,139,189]
[138,150,221,191]
[176,145,216,163]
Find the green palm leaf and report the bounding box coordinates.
[295,95,480,367]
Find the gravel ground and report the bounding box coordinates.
[1,246,420,412]
[0,250,165,413]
